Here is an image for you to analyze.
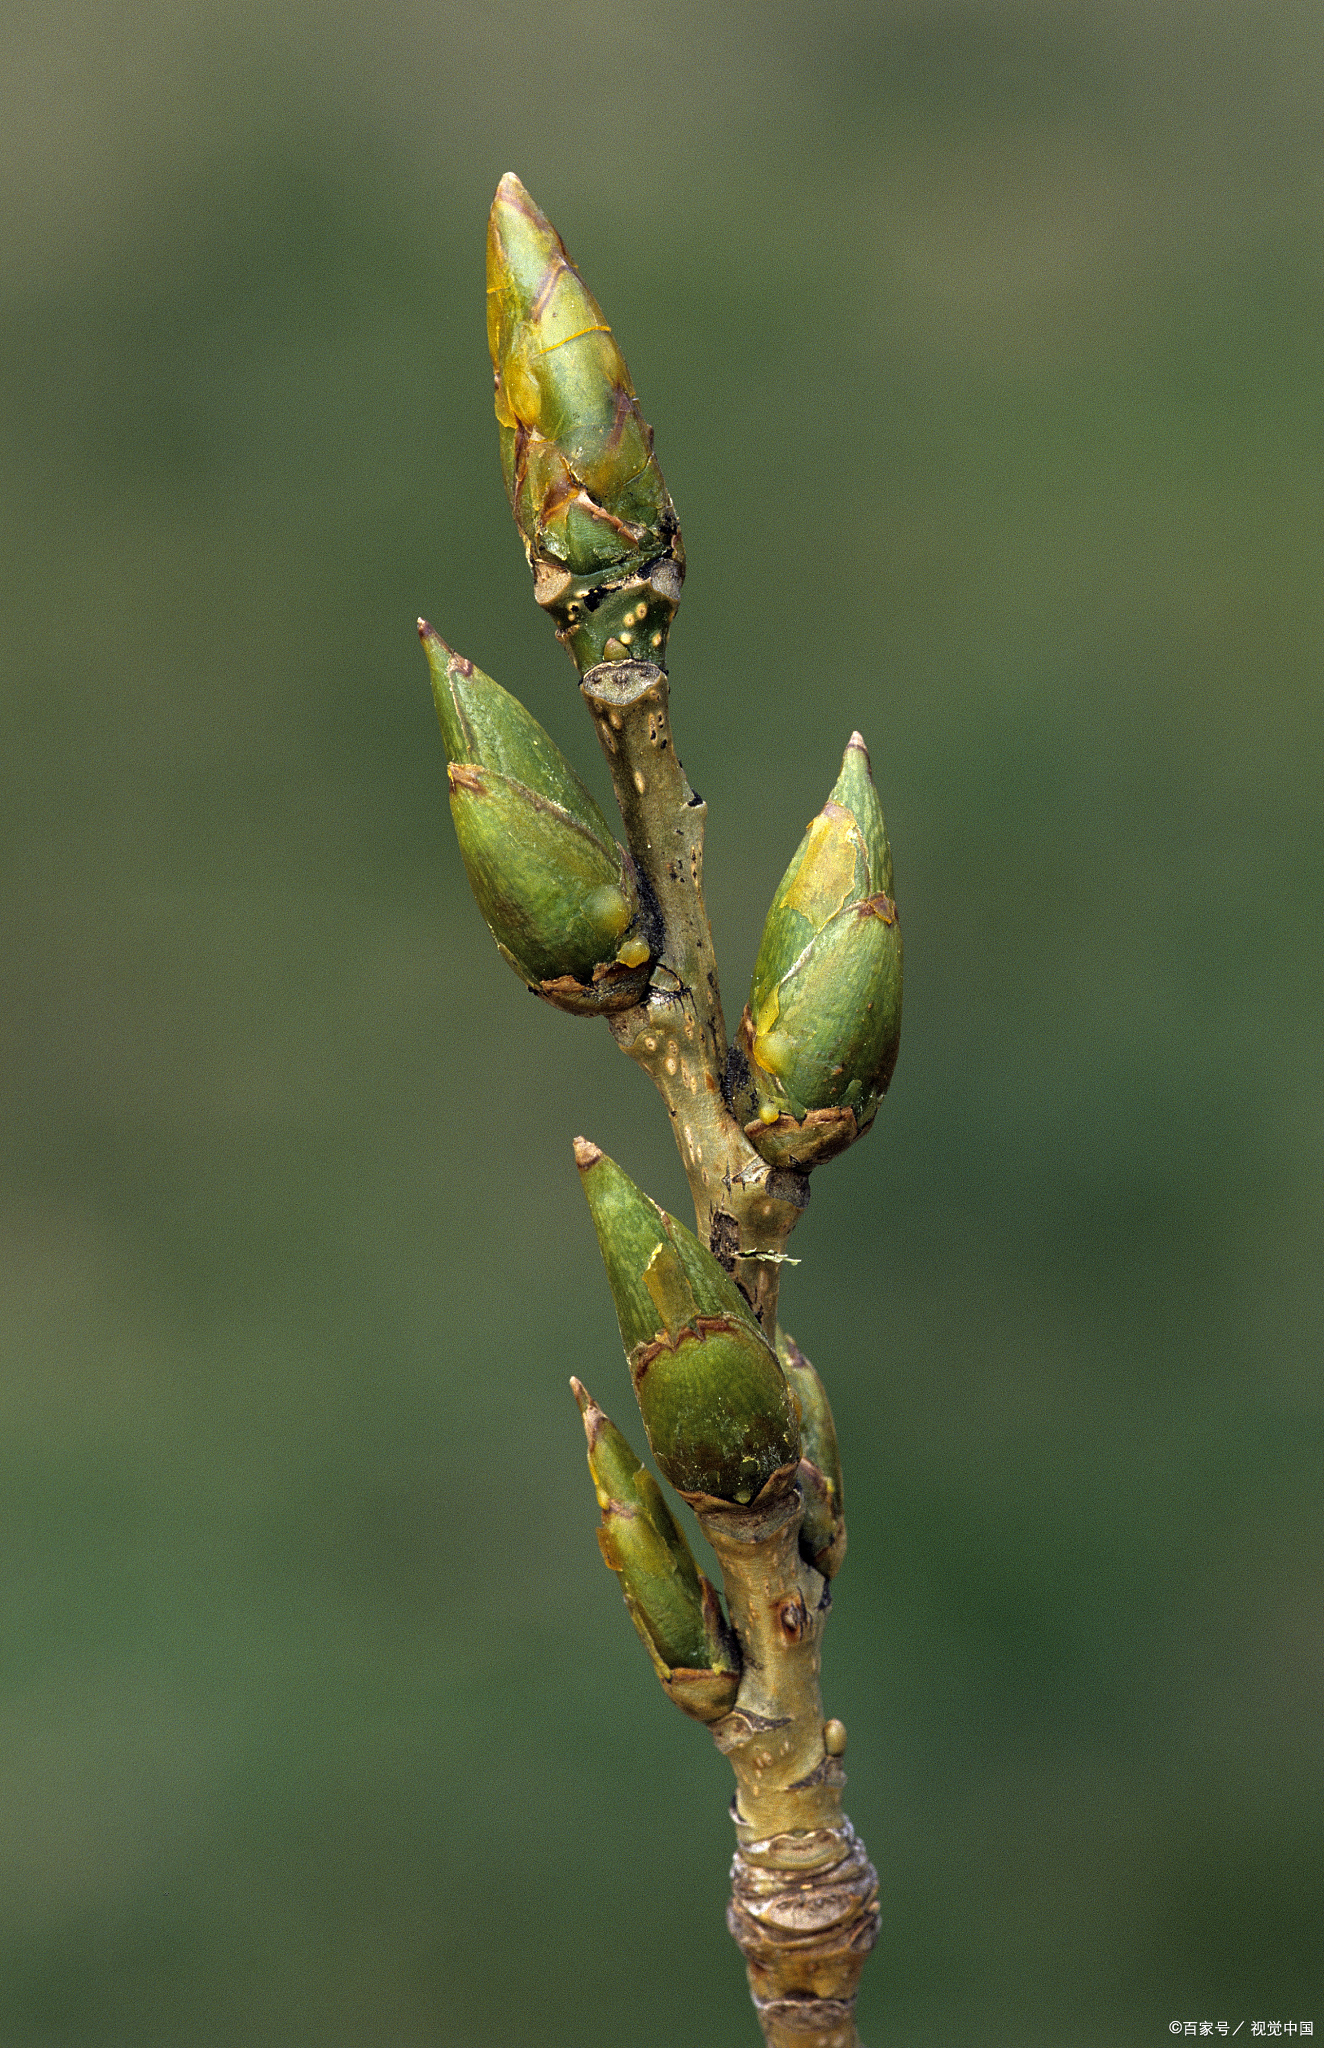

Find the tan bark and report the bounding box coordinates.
[699,1491,879,2046]
[583,659,880,2044]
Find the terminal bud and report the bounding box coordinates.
[487,174,684,674]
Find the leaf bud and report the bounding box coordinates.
[570,1378,739,1721]
[486,174,684,675]
[777,1331,847,1579]
[573,1139,800,1507]
[735,733,903,1167]
[420,621,654,1013]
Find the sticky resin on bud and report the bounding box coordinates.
[574,1141,800,1508]
[419,622,655,1013]
[570,1378,740,1721]
[486,174,684,674]
[735,732,902,1168]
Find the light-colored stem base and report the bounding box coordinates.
[700,1492,880,2045]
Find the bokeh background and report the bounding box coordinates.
[2,2,1321,2042]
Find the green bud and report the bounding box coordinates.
[486,173,684,675]
[777,1331,847,1580]
[570,1377,739,1722]
[736,732,903,1167]
[574,1138,800,1506]
[420,621,654,1013]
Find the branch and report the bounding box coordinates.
[581,659,808,1335]
[579,660,880,2045]
[463,173,896,2047]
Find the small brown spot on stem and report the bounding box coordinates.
[777,1595,808,1642]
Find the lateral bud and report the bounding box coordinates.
[486,174,684,674]
[735,732,903,1167]
[571,1377,739,1722]
[573,1139,800,1507]
[420,622,654,1013]
[777,1331,847,1579]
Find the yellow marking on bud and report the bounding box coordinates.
[533,319,613,359]
[665,1052,679,1076]
[759,1102,780,1125]
[608,710,624,731]
[586,883,631,941]
[642,1034,657,1052]
[783,811,860,923]
[824,1718,848,1756]
[643,1240,698,1333]
[752,1028,793,1079]
[619,631,633,645]
[651,631,662,648]
[618,936,650,969]
[503,353,542,427]
[633,769,647,794]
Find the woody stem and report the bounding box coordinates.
[582,661,807,1334]
[691,1490,879,2048]
[584,661,880,2043]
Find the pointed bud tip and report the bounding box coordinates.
[570,1376,608,1449]
[490,171,543,233]
[573,1135,603,1172]
[417,622,474,679]
[847,730,867,752]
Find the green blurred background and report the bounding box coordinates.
[2,2,1320,2041]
